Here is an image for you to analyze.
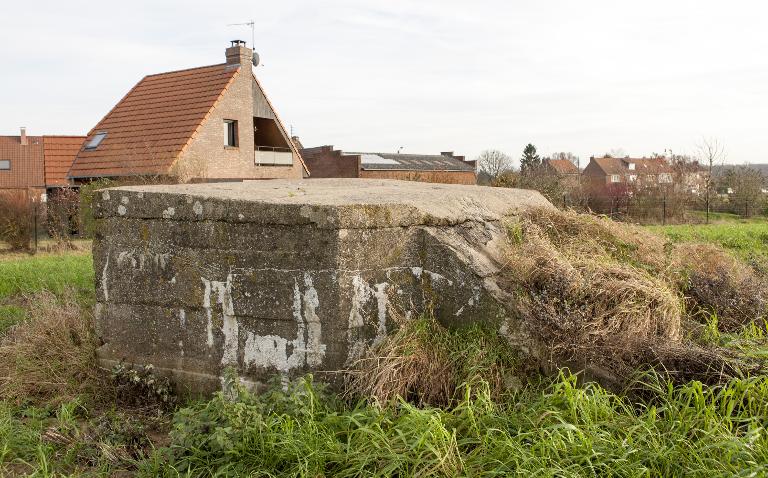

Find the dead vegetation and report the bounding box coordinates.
[498,207,767,386]
[346,317,522,407]
[672,243,768,331]
[0,289,106,405]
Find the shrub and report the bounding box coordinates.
[673,243,768,331]
[46,188,81,247]
[0,191,33,251]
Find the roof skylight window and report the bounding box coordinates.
[85,132,107,150]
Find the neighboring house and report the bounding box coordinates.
[68,40,307,183]
[0,127,84,201]
[543,158,580,187]
[301,146,476,185]
[582,156,674,197]
[673,160,707,195]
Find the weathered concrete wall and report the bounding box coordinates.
[93,179,553,393]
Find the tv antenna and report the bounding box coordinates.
[227,20,256,57]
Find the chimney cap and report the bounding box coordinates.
[230,39,247,47]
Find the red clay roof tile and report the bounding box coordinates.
[69,64,239,178]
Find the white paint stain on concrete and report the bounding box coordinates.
[121,196,129,205]
[193,201,203,216]
[101,191,110,201]
[117,205,126,216]
[162,207,176,219]
[101,253,110,302]
[346,275,390,360]
[116,251,170,271]
[201,275,236,364]
[242,273,327,373]
[372,283,389,346]
[410,267,453,285]
[179,309,186,328]
[202,279,214,348]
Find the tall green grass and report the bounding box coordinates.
[143,372,768,477]
[0,254,93,301]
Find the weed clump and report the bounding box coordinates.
[0,289,104,406]
[673,243,768,331]
[346,317,521,407]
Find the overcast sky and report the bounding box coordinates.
[1,0,766,166]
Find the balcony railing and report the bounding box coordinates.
[255,146,293,166]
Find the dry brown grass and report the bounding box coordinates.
[0,289,107,405]
[346,321,455,406]
[346,317,522,407]
[672,243,768,331]
[499,207,765,386]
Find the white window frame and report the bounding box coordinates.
[659,173,672,184]
[224,120,238,148]
[610,174,621,183]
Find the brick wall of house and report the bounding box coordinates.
[301,146,360,178]
[0,136,45,189]
[360,169,476,185]
[172,67,303,181]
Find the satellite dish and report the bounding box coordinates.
[252,52,260,67]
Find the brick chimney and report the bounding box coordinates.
[226,40,253,66]
[20,127,27,146]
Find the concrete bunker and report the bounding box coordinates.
[92,179,553,393]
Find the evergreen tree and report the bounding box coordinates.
[520,144,541,173]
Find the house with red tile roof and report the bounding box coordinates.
[0,127,84,200]
[68,41,307,183]
[582,155,674,198]
[543,158,580,188]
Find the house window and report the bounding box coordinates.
[0,160,9,170]
[224,120,238,147]
[659,173,672,183]
[84,132,107,150]
[610,174,621,183]
[629,174,637,182]
[628,163,636,170]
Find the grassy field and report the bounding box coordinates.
[2,221,768,476]
[650,216,768,261]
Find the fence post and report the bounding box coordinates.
[746,198,749,218]
[662,195,667,225]
[33,199,38,254]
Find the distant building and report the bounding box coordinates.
[0,127,84,201]
[301,146,476,185]
[68,41,307,183]
[543,158,580,187]
[582,156,674,198]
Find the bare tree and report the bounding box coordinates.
[719,166,764,217]
[548,152,580,168]
[605,148,627,159]
[697,137,726,224]
[476,149,513,180]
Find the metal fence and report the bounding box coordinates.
[560,194,766,225]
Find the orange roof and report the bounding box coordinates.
[43,136,85,186]
[545,158,579,174]
[69,64,239,178]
